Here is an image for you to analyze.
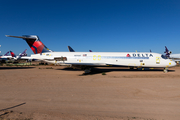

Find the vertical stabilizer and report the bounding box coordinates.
[164,46,172,57]
[6,35,52,54]
[19,49,27,57]
[10,51,16,57]
[4,51,10,56]
[68,46,75,52]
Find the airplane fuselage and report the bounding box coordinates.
[30,52,176,68]
[6,35,177,72]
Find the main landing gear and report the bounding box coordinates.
[84,67,92,74]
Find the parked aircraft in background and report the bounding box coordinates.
[0,51,12,59]
[0,51,13,62]
[6,35,176,73]
[0,49,29,63]
[19,49,27,57]
[164,46,180,63]
[68,46,75,52]
[11,49,37,62]
[68,46,93,52]
[169,54,180,61]
[10,49,27,59]
[164,46,172,58]
[10,51,16,57]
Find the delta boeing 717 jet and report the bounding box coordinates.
[6,35,176,73]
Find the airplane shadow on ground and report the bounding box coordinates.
[59,67,175,76]
[0,67,35,70]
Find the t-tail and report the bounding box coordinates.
[164,46,172,58]
[19,49,27,57]
[10,51,16,57]
[4,51,10,56]
[6,35,52,54]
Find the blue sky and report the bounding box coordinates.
[0,0,180,55]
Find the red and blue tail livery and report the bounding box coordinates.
[6,35,52,54]
[10,51,16,57]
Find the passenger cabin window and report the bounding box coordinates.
[161,55,168,59]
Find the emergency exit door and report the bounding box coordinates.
[156,57,160,64]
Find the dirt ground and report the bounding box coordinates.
[0,65,180,120]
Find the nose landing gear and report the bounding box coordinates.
[164,67,168,73]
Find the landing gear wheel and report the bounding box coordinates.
[84,68,91,74]
[129,67,134,69]
[164,68,168,73]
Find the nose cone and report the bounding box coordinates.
[169,60,176,67]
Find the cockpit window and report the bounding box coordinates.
[161,55,168,59]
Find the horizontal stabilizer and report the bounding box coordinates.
[6,35,38,40]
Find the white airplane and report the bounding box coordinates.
[0,51,12,59]
[0,51,13,62]
[170,54,180,60]
[13,49,39,62]
[10,49,27,60]
[6,35,176,73]
[0,49,29,63]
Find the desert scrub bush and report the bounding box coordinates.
[102,72,106,75]
[46,67,53,69]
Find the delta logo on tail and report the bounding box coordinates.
[23,35,52,54]
[6,35,52,54]
[10,51,16,57]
